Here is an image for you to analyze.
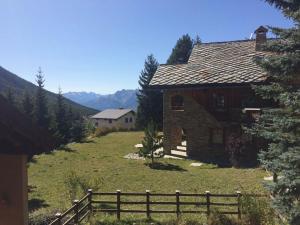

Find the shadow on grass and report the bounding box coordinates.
[145,162,187,172]
[94,203,117,215]
[81,139,96,143]
[59,145,77,153]
[28,198,49,212]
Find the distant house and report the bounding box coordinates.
[148,26,272,159]
[0,95,54,225]
[90,108,135,130]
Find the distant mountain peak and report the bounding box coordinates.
[63,89,138,111]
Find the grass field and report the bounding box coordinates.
[28,131,267,221]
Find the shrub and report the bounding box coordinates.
[241,195,276,225]
[64,171,103,204]
[29,209,59,225]
[208,210,239,225]
[225,132,257,167]
[94,127,112,137]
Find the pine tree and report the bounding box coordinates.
[194,35,202,45]
[166,34,193,64]
[22,90,34,117]
[5,87,15,106]
[140,120,162,165]
[248,1,300,224]
[136,55,162,129]
[34,67,50,129]
[70,111,86,143]
[55,88,68,143]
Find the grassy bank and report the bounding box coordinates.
[28,131,267,220]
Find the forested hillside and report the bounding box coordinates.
[0,66,97,115]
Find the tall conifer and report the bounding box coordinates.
[249,1,300,223]
[136,55,162,129]
[34,67,49,129]
[22,90,34,117]
[166,34,193,64]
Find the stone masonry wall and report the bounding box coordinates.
[163,90,222,158]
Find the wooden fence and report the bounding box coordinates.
[49,189,255,225]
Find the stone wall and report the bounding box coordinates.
[163,90,222,158]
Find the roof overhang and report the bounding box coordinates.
[148,81,266,90]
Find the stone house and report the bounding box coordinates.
[149,26,271,159]
[0,95,54,225]
[90,108,136,130]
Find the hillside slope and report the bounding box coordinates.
[0,66,97,115]
[63,89,138,110]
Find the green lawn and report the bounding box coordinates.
[28,131,267,220]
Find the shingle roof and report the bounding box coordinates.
[0,95,55,155]
[149,40,271,88]
[90,109,134,119]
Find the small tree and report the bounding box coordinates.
[140,120,162,165]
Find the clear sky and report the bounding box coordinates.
[0,0,294,94]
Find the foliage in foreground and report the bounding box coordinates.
[247,1,300,224]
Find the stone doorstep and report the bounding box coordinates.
[190,162,203,167]
[176,145,187,151]
[163,155,184,160]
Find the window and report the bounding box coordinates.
[109,119,112,124]
[129,117,133,123]
[95,122,99,127]
[171,95,184,110]
[125,118,128,123]
[212,93,225,109]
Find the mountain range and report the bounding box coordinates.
[63,89,138,111]
[0,66,97,115]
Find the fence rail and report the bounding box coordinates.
[49,190,264,224]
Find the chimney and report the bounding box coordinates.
[254,26,268,50]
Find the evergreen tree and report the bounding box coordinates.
[136,55,162,129]
[5,87,15,106]
[140,120,162,165]
[70,111,86,142]
[22,91,34,117]
[166,34,193,64]
[248,1,300,224]
[194,35,202,45]
[55,88,68,143]
[34,67,50,129]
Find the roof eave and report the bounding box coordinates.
[148,81,267,90]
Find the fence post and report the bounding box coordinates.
[236,191,241,220]
[73,199,79,225]
[88,189,93,213]
[176,190,180,218]
[55,212,62,225]
[117,190,121,220]
[146,190,151,219]
[205,191,211,217]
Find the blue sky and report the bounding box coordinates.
[0,0,294,94]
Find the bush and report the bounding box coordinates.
[29,209,59,225]
[225,132,257,167]
[93,127,112,137]
[208,211,239,225]
[64,171,103,204]
[241,195,276,225]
